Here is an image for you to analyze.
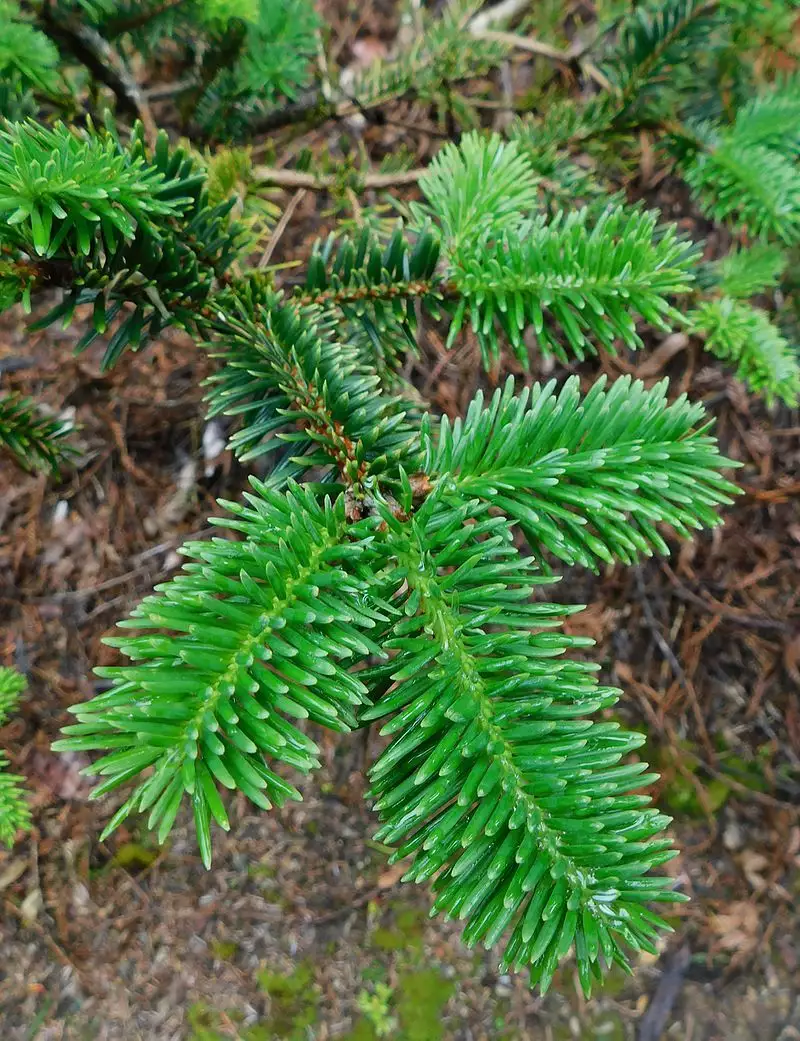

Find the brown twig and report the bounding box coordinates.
[660,563,792,632]
[744,481,800,503]
[38,15,158,148]
[467,0,531,33]
[143,76,198,102]
[637,946,692,1041]
[252,166,424,191]
[635,569,687,685]
[471,28,578,62]
[258,189,307,269]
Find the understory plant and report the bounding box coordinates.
[2,0,796,996]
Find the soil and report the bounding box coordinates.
[2,3,800,1039]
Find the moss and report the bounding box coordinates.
[659,741,731,816]
[664,774,730,815]
[110,842,158,872]
[257,960,320,1040]
[371,903,426,953]
[186,1002,225,1041]
[395,969,454,1041]
[210,939,238,961]
[248,862,277,881]
[361,959,388,984]
[242,1028,273,1041]
[722,753,769,793]
[343,969,454,1041]
[342,1021,380,1041]
[356,982,397,1037]
[371,928,408,952]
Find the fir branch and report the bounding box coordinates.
[602,0,719,118]
[296,222,443,368]
[53,482,394,866]
[0,13,61,93]
[508,116,617,210]
[295,136,697,373]
[363,499,679,996]
[0,667,26,720]
[193,0,319,140]
[445,205,698,367]
[1,124,242,367]
[689,297,800,406]
[345,0,509,116]
[204,284,421,483]
[0,121,184,258]
[712,244,787,300]
[0,756,30,848]
[0,390,76,473]
[678,124,800,244]
[240,0,509,137]
[422,375,739,570]
[0,667,31,849]
[228,0,318,103]
[727,75,800,157]
[413,132,540,253]
[510,98,616,154]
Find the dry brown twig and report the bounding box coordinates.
[252,166,425,191]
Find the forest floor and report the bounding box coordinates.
[2,2,800,1039]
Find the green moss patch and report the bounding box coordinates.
[343,967,455,1041]
[109,842,159,872]
[257,960,320,1040]
[395,969,455,1041]
[371,902,427,954]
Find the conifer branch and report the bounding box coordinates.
[0,6,761,992]
[204,285,421,483]
[0,121,241,365]
[53,482,394,866]
[603,0,719,117]
[422,375,740,570]
[689,298,800,407]
[0,668,31,849]
[363,499,679,995]
[0,390,76,473]
[711,244,787,301]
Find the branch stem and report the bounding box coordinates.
[252,167,424,191]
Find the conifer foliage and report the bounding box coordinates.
[0,390,75,472]
[3,0,792,994]
[0,668,31,848]
[509,0,800,404]
[36,127,736,993]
